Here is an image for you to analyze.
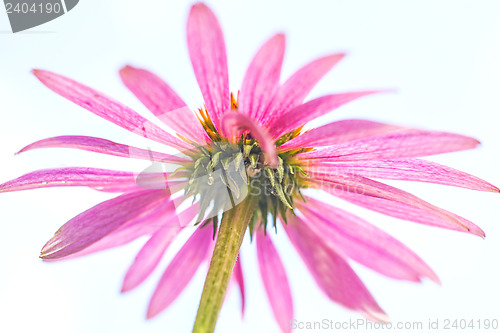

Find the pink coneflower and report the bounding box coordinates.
[0,3,497,333]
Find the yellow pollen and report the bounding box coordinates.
[230,91,239,110]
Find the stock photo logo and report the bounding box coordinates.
[3,0,78,32]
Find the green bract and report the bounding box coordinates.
[181,114,309,237]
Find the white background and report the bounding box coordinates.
[1,1,499,332]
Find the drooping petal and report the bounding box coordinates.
[263,53,345,126]
[270,91,379,138]
[133,169,189,191]
[119,66,208,143]
[0,167,187,193]
[40,189,170,260]
[32,70,191,151]
[305,159,499,192]
[279,119,404,151]
[91,178,185,194]
[221,112,278,168]
[122,225,181,292]
[147,225,213,318]
[285,216,387,321]
[309,172,484,237]
[239,34,285,123]
[0,168,138,193]
[187,3,229,131]
[298,130,480,161]
[297,197,439,283]
[233,254,246,317]
[256,231,293,333]
[47,203,199,261]
[17,136,190,164]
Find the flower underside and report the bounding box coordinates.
[1,3,497,332]
[181,93,310,236]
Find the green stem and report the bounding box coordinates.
[192,194,258,333]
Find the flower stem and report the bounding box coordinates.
[192,194,258,333]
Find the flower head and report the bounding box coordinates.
[1,3,498,333]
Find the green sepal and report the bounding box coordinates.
[233,152,243,171]
[277,157,284,183]
[221,157,232,170]
[211,151,222,168]
[194,156,207,169]
[279,202,289,224]
[249,154,259,168]
[273,181,293,209]
[243,143,254,158]
[239,164,248,184]
[265,168,275,188]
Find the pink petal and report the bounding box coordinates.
[17,136,190,165]
[309,172,484,237]
[256,231,293,333]
[285,216,387,321]
[47,203,199,261]
[263,53,345,126]
[297,197,439,283]
[147,226,213,318]
[187,3,229,131]
[299,130,480,161]
[175,202,201,227]
[90,177,185,194]
[120,65,185,113]
[221,112,278,168]
[0,168,138,193]
[233,254,246,317]
[306,159,499,192]
[32,70,191,151]
[240,34,285,124]
[270,91,379,138]
[133,169,188,192]
[0,167,187,193]
[119,66,208,143]
[122,225,181,292]
[40,189,170,260]
[279,119,404,151]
